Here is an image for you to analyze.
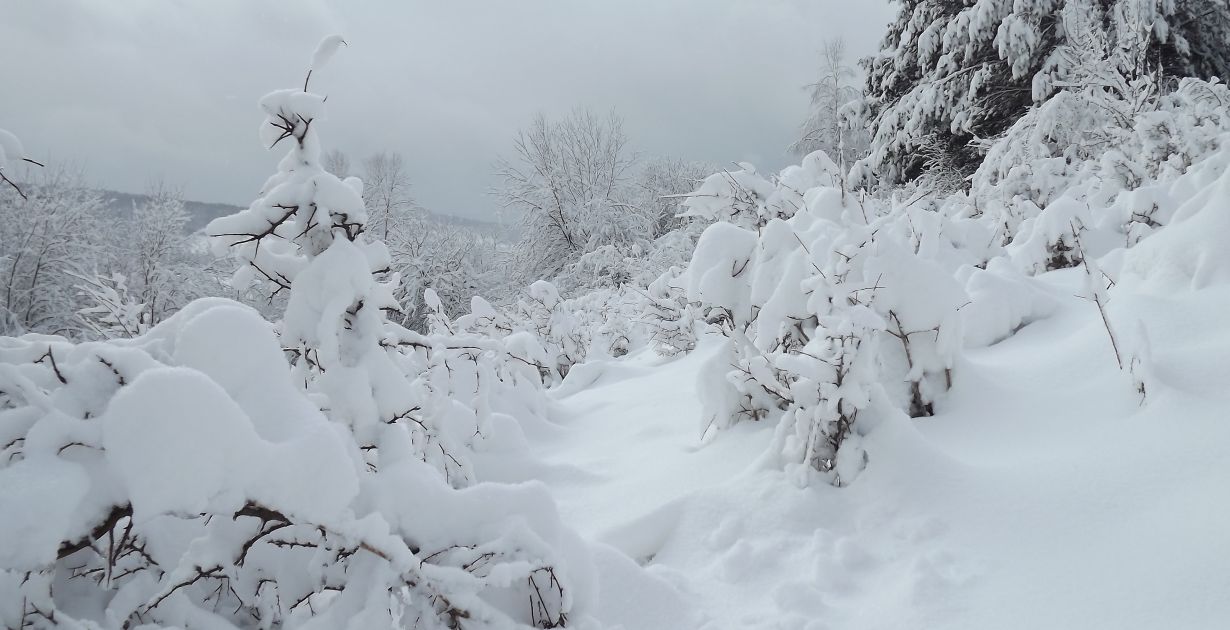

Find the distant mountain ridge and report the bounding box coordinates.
[97,189,507,238]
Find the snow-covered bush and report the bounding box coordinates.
[0,300,592,629]
[974,73,1230,273]
[444,281,651,385]
[641,267,698,357]
[684,164,970,485]
[70,270,148,339]
[0,39,596,629]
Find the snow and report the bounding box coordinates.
[527,268,1230,629]
[102,367,261,521]
[1119,158,1230,292]
[537,343,773,552]
[310,35,347,71]
[0,456,89,570]
[6,11,1230,628]
[168,302,324,441]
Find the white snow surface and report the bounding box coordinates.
[531,272,1230,630]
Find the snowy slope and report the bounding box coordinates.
[537,270,1230,630]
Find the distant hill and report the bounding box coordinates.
[96,189,509,239]
[98,190,244,233]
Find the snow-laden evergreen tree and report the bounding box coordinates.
[860,0,1230,186]
[0,37,596,629]
[970,2,1230,269]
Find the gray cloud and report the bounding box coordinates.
[3,0,895,220]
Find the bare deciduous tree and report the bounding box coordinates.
[322,148,352,178]
[495,108,638,283]
[0,166,105,336]
[362,151,414,241]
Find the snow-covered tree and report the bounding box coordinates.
[322,148,352,178]
[363,150,415,242]
[126,185,205,328]
[389,219,492,331]
[491,110,718,297]
[0,37,596,630]
[0,166,106,337]
[495,108,644,285]
[633,156,713,238]
[789,38,870,174]
[64,185,212,340]
[859,0,1230,186]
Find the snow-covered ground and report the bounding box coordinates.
[537,270,1230,630]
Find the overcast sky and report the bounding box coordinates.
[4,0,895,220]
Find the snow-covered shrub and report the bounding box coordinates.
[971,75,1230,273]
[70,271,148,339]
[437,277,673,387]
[775,300,885,487]
[672,2,1230,488]
[0,300,592,629]
[957,258,1061,349]
[641,267,698,357]
[491,282,627,382]
[0,39,595,629]
[678,153,840,231]
[684,167,970,484]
